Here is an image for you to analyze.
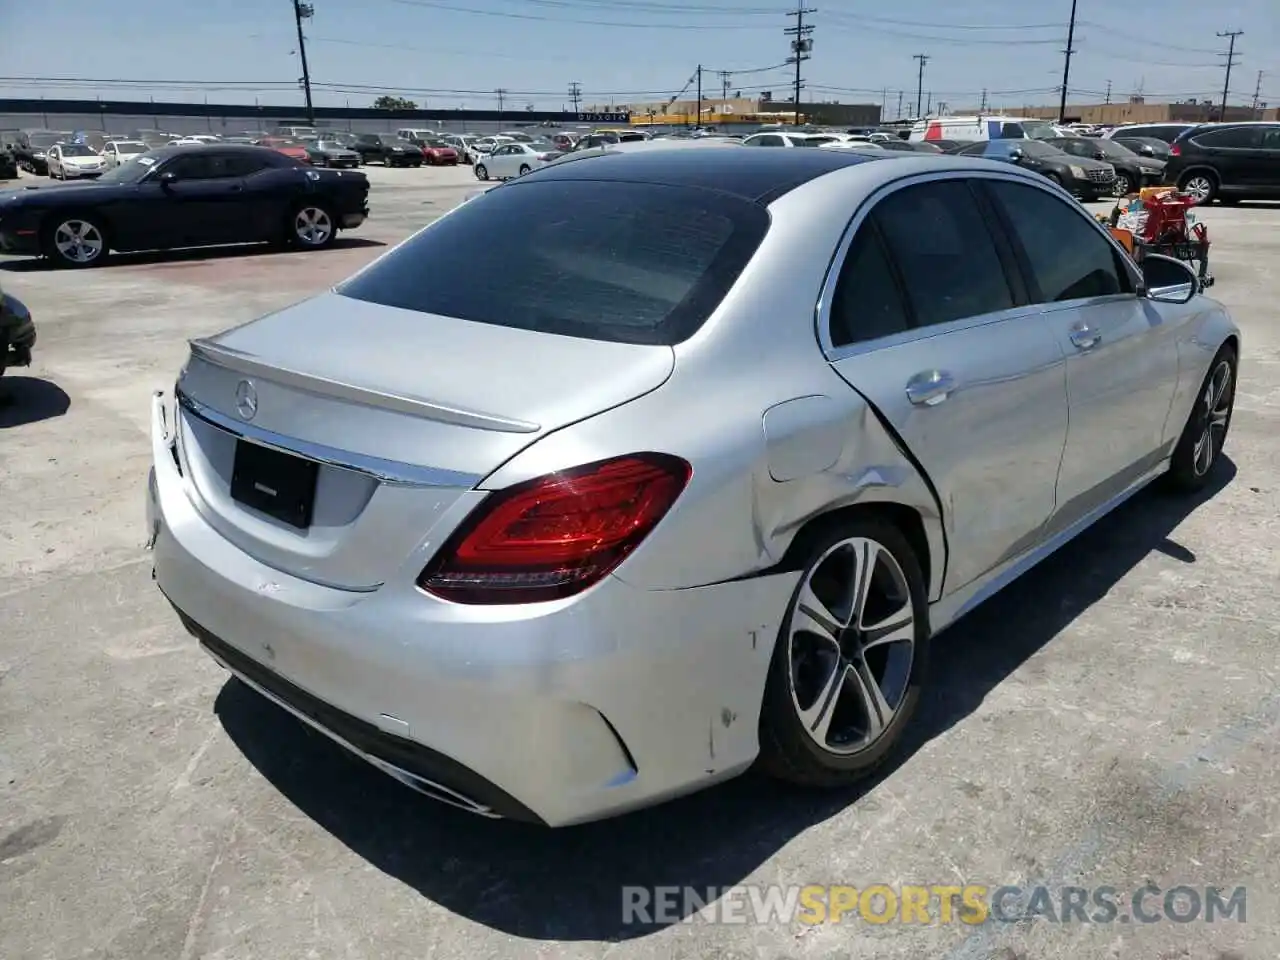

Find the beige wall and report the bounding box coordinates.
[987,102,1276,124]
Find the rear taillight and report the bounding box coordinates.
[538,153,557,161]
[1169,143,1181,157]
[418,453,691,604]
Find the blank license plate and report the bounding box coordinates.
[230,440,319,529]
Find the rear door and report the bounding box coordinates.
[1188,125,1263,189]
[981,177,1180,532]
[825,176,1069,592]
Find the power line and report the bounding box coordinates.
[913,53,929,117]
[785,6,815,126]
[1217,29,1243,118]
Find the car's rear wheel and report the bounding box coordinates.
[518,164,531,176]
[289,204,336,249]
[1114,171,1134,196]
[475,164,489,180]
[44,214,108,268]
[1166,344,1237,492]
[1179,171,1217,204]
[758,517,930,786]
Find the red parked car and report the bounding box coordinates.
[418,137,460,165]
[254,137,312,164]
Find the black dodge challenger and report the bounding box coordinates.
[0,144,370,268]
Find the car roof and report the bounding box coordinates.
[135,144,288,161]
[522,146,888,203]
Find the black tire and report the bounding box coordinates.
[757,515,931,787]
[43,212,110,268]
[1166,344,1237,492]
[1113,171,1134,196]
[1044,171,1064,189]
[1179,170,1217,205]
[518,164,531,176]
[286,203,337,250]
[474,164,489,181]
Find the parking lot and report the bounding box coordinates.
[2,162,1278,959]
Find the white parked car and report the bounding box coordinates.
[469,135,516,158]
[472,141,562,181]
[741,131,845,148]
[47,142,107,179]
[101,140,149,168]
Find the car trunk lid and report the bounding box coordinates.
[174,292,675,590]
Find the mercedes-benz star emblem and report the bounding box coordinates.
[234,379,259,421]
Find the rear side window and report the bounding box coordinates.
[829,225,911,347]
[1193,127,1262,149]
[337,180,770,345]
[985,180,1127,302]
[871,180,1014,327]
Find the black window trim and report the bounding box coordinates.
[827,217,917,348]
[816,169,1136,360]
[974,177,1139,307]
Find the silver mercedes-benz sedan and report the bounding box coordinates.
[147,150,1239,827]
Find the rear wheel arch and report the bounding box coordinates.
[775,501,935,603]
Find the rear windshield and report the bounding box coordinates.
[337,180,770,345]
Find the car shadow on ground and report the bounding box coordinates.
[0,237,386,272]
[0,376,71,427]
[216,460,1235,942]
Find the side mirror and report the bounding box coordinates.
[1140,253,1197,304]
[158,170,179,187]
[1008,147,1024,160]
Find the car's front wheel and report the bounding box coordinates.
[1167,344,1237,492]
[518,164,531,176]
[44,214,109,268]
[758,517,930,786]
[288,204,336,249]
[474,164,489,180]
[1114,171,1134,196]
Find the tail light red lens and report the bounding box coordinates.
[538,153,558,161]
[418,453,692,604]
[1169,143,1181,157]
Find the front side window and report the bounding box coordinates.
[337,180,770,345]
[871,179,1015,327]
[985,179,1127,303]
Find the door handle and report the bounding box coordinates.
[228,184,243,192]
[905,370,955,406]
[1069,325,1101,350]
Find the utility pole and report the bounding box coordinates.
[1104,79,1112,104]
[1217,30,1243,120]
[896,89,904,121]
[1252,70,1264,118]
[720,70,731,102]
[926,91,932,116]
[913,53,929,118]
[785,7,816,126]
[979,88,988,112]
[292,0,315,124]
[495,88,508,126]
[694,64,703,128]
[568,81,581,113]
[1058,0,1079,122]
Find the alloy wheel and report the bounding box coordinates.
[786,537,916,755]
[1192,359,1234,477]
[1183,175,1213,204]
[52,219,105,265]
[293,207,333,247]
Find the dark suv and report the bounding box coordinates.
[957,139,1117,200]
[1045,137,1167,196]
[1164,122,1280,204]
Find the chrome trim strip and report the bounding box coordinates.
[189,338,540,434]
[201,645,501,818]
[176,388,481,489]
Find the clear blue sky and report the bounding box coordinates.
[1,0,1276,113]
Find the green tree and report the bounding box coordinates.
[373,95,418,110]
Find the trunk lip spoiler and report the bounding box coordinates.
[188,337,541,435]
[176,387,483,489]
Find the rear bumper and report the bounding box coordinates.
[340,209,367,229]
[1,294,35,366]
[146,393,793,826]
[0,229,41,256]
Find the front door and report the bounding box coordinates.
[825,177,1070,592]
[980,178,1180,531]
[151,153,252,247]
